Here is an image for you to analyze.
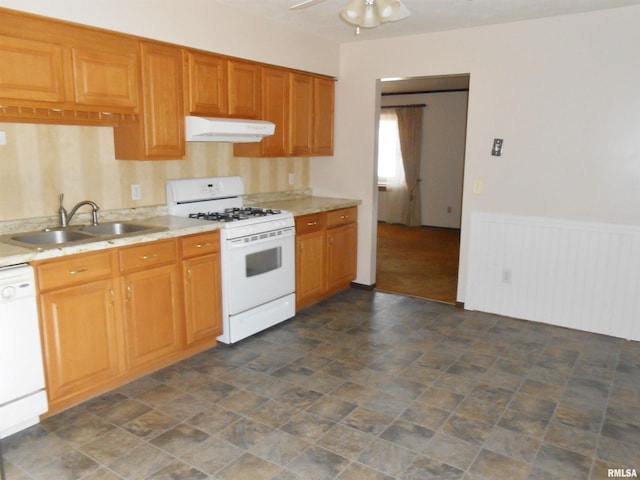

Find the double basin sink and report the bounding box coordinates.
[1,222,166,250]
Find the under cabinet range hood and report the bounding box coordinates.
[185,116,275,143]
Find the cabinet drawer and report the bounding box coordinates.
[295,213,326,235]
[180,231,220,258]
[326,207,357,228]
[36,251,113,291]
[119,239,177,273]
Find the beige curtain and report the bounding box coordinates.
[378,109,408,224]
[395,106,423,226]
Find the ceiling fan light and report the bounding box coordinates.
[375,0,396,20]
[361,4,381,28]
[341,0,365,23]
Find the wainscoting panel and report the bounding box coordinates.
[465,212,640,341]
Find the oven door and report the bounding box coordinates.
[223,227,295,315]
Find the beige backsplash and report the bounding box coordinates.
[0,123,309,222]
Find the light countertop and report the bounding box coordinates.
[0,195,361,268]
[0,216,221,268]
[245,195,360,216]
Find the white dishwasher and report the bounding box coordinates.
[0,264,48,438]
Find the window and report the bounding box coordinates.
[377,110,404,187]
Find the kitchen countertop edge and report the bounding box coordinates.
[246,196,361,216]
[0,216,221,268]
[0,196,361,268]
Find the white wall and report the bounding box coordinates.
[379,91,467,228]
[0,0,340,76]
[311,6,640,301]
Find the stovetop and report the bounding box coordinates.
[188,207,284,223]
[166,176,295,236]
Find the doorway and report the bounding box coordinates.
[375,74,469,304]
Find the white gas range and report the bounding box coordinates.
[166,176,295,344]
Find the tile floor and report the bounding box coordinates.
[2,289,640,480]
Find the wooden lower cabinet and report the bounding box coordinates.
[181,231,222,346]
[295,213,326,310]
[34,233,222,415]
[39,278,121,407]
[295,207,357,310]
[121,264,182,370]
[326,222,358,295]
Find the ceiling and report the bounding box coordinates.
[206,0,640,43]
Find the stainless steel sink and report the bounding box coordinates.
[1,222,166,250]
[78,222,155,236]
[10,229,95,246]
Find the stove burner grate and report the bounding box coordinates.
[188,207,283,223]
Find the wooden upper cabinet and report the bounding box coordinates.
[70,39,139,111]
[312,76,335,156]
[0,9,139,123]
[234,68,334,158]
[289,72,314,156]
[184,52,259,119]
[0,35,65,103]
[114,41,185,160]
[228,59,260,118]
[141,42,184,158]
[185,50,228,116]
[260,66,290,156]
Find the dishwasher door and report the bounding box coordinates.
[0,264,48,438]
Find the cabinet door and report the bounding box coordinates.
[289,73,313,155]
[312,77,335,156]
[296,231,326,310]
[70,42,138,111]
[185,51,228,116]
[40,279,121,405]
[228,59,260,118]
[0,35,65,103]
[122,264,182,369]
[140,42,185,158]
[326,223,358,294]
[183,254,222,344]
[261,66,289,156]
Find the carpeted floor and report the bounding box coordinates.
[376,223,460,304]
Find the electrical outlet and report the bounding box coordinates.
[131,184,141,201]
[288,173,295,186]
[447,206,452,213]
[501,268,512,284]
[0,131,6,145]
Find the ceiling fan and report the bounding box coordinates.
[291,0,411,33]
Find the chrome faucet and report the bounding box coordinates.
[58,194,100,228]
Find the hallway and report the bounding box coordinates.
[376,223,460,304]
